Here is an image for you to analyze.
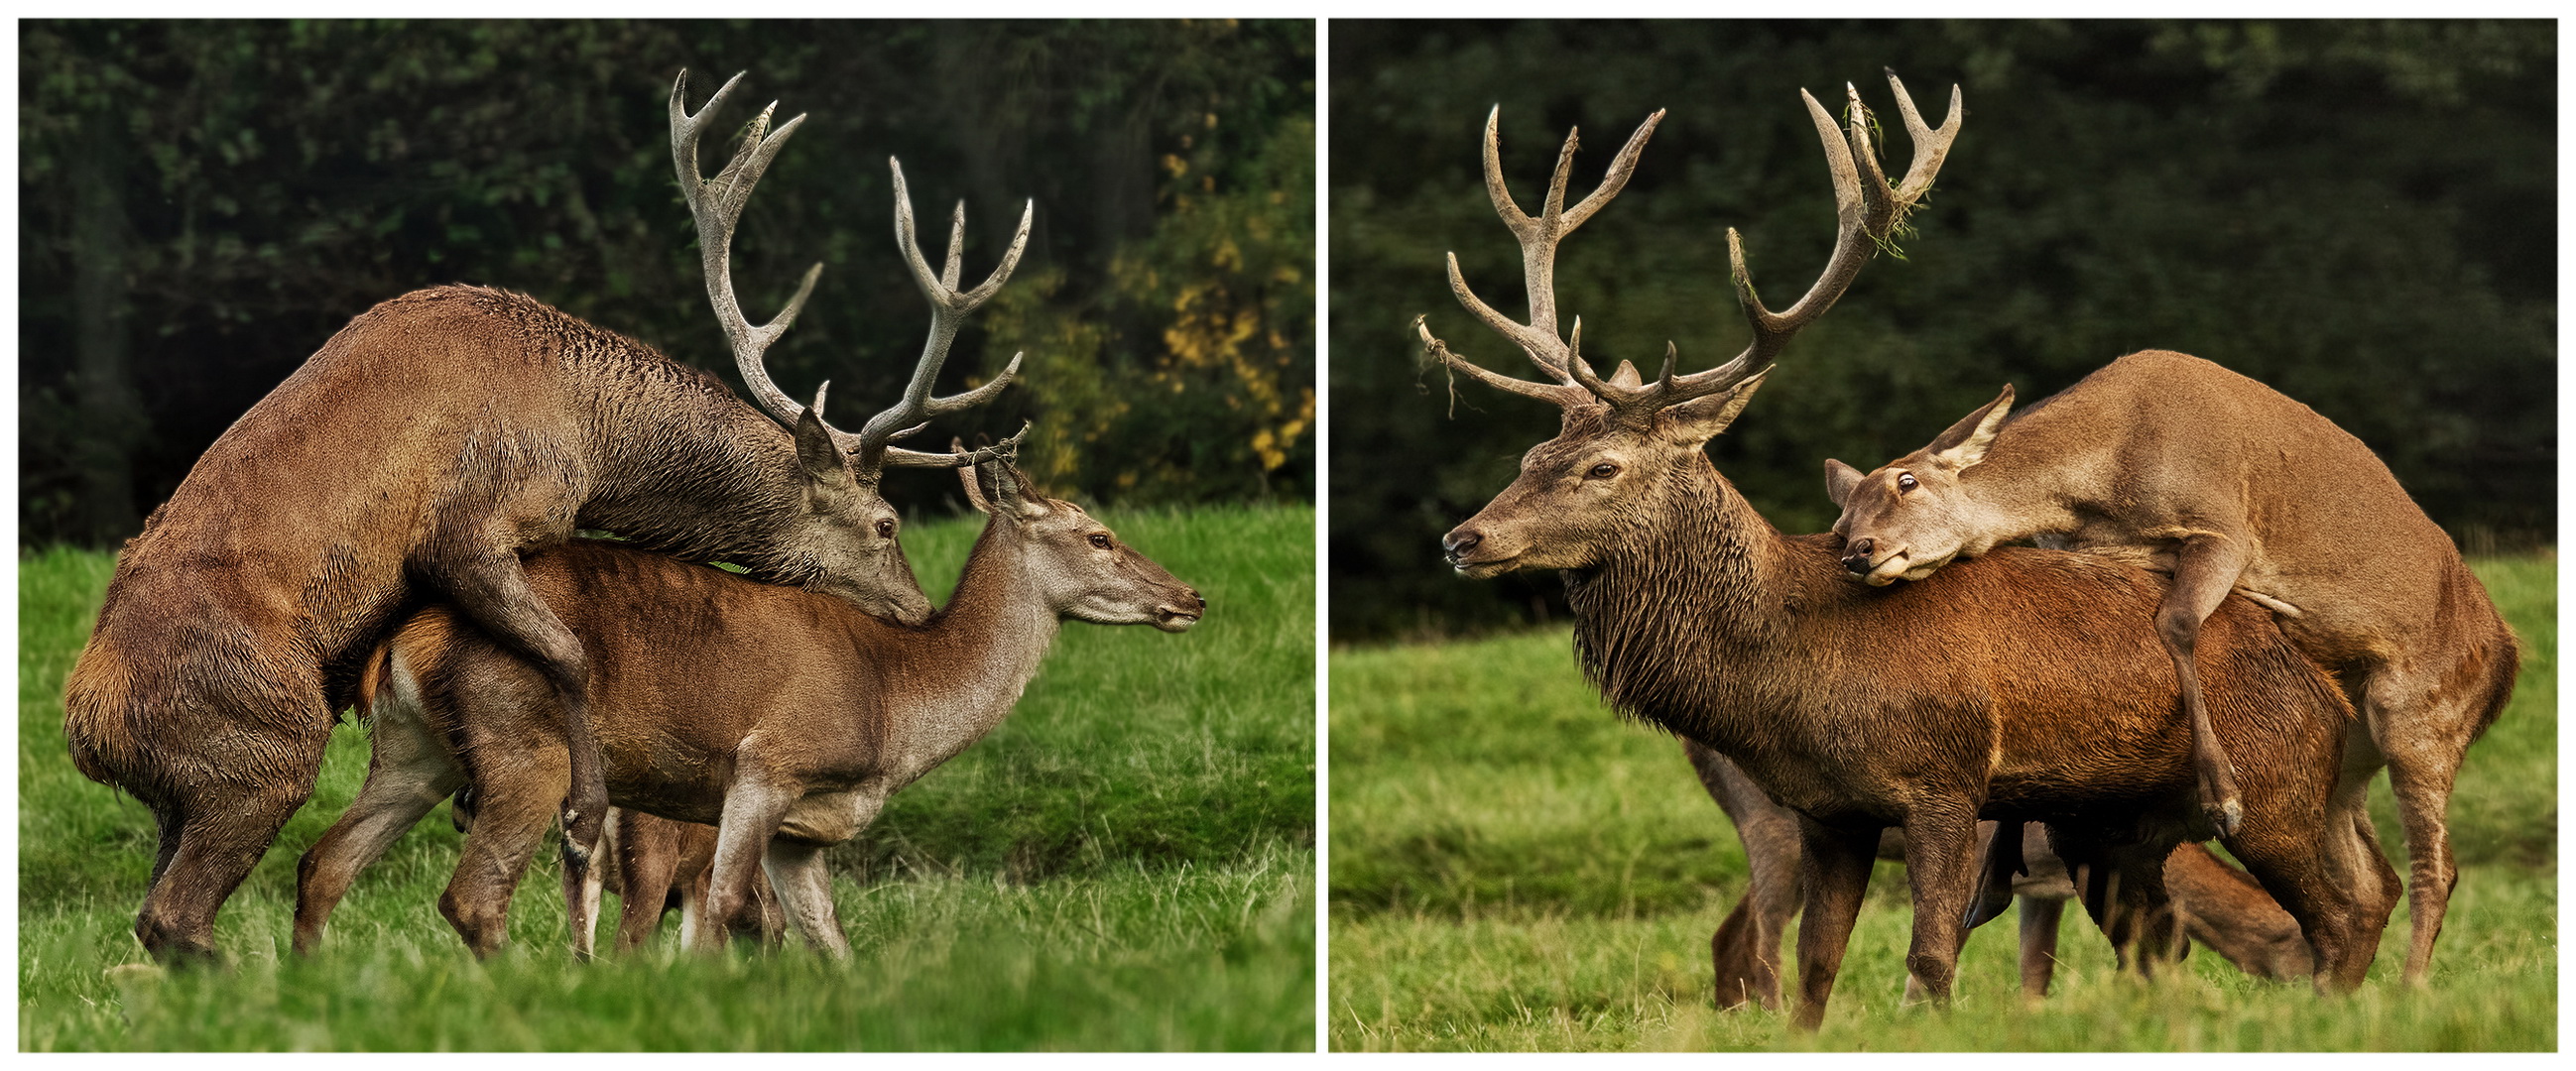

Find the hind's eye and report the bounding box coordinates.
[1897,473,1918,493]
[1088,534,1113,550]
[1587,463,1619,479]
[876,519,898,538]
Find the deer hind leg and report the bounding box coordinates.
[137,701,332,966]
[438,746,566,958]
[295,679,468,954]
[2017,895,2066,999]
[2157,534,2255,837]
[421,551,608,877]
[1684,741,1802,1012]
[2362,666,2489,986]
[2046,829,2185,978]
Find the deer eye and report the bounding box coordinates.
[1088,533,1113,550]
[876,519,898,538]
[1587,463,1619,480]
[1897,473,1918,493]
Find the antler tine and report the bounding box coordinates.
[1413,317,1589,407]
[851,159,1034,472]
[1557,76,1956,417]
[883,418,1033,469]
[1673,76,1960,403]
[1884,70,1964,202]
[671,69,822,430]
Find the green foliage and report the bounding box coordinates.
[19,20,1314,546]
[19,505,1316,1050]
[1326,554,2556,1050]
[1328,20,2555,639]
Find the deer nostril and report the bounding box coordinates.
[1850,537,1874,557]
[1445,532,1482,558]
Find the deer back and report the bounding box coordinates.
[1827,350,2473,661]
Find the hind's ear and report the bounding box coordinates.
[1824,458,1866,508]
[1926,384,2015,470]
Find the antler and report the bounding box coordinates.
[672,70,1024,476]
[671,69,824,431]
[1421,71,1962,418]
[1418,107,1663,404]
[846,159,1035,476]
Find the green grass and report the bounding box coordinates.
[1329,554,2556,1051]
[20,504,1316,1051]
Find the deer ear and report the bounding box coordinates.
[1925,384,2015,470]
[795,401,858,500]
[1661,368,1772,444]
[1824,458,1866,508]
[952,438,993,514]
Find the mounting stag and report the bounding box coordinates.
[1825,351,2519,984]
[65,69,1023,963]
[1687,742,2312,1010]
[294,456,1204,958]
[1420,74,2392,1029]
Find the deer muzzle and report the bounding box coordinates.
[1153,588,1206,633]
[1840,537,1912,587]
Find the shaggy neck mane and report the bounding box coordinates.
[1565,455,1799,745]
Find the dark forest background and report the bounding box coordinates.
[21,19,1314,547]
[1331,20,2554,642]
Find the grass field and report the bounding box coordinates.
[1329,555,2555,1051]
[20,504,1315,1051]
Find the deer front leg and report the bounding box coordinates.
[762,837,851,961]
[1896,801,1982,1009]
[691,772,800,954]
[1791,818,1882,1031]
[2156,533,2255,837]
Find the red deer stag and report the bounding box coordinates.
[1824,351,2519,984]
[64,69,1022,964]
[293,456,1204,958]
[1420,74,2391,1029]
[1686,741,2311,1010]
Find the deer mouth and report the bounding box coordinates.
[1858,551,1913,587]
[1153,606,1201,633]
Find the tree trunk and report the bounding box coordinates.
[70,128,146,543]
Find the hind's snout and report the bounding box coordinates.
[1154,587,1206,632]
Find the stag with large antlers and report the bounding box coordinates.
[66,69,1023,963]
[1823,350,2519,984]
[293,456,1203,959]
[1423,74,2391,1028]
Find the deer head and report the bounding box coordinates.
[957,449,1203,633]
[1427,74,1961,576]
[1825,384,2016,585]
[672,69,1030,624]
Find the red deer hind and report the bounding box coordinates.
[1824,351,2519,984]
[1420,73,2391,1028]
[64,69,1022,963]
[292,456,1204,958]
